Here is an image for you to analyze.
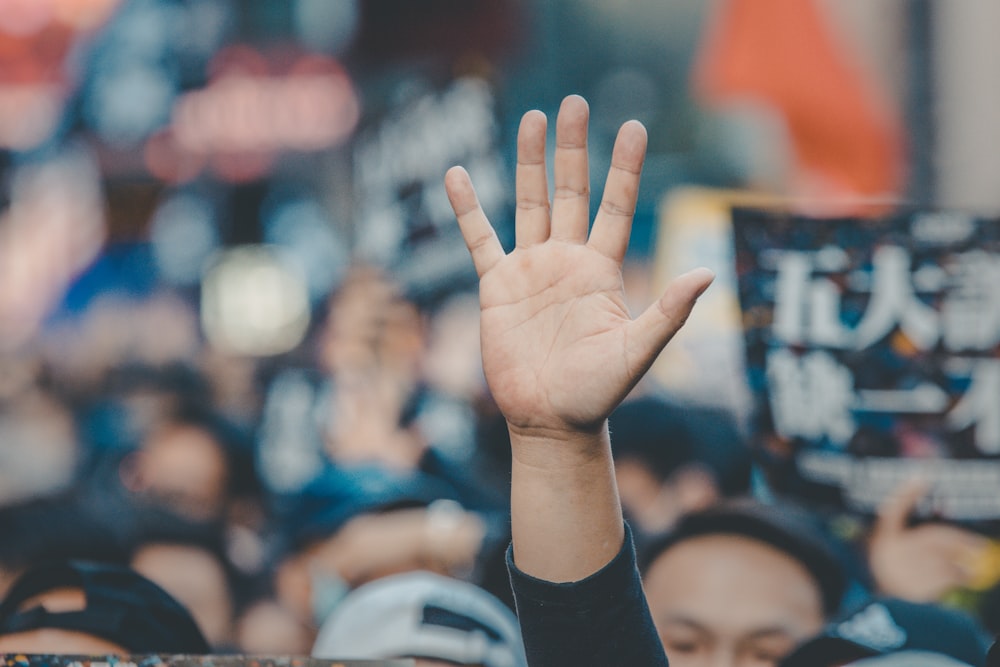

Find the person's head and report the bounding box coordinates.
[609,397,751,533]
[120,408,233,521]
[312,571,526,667]
[0,560,209,653]
[779,597,989,667]
[639,500,846,667]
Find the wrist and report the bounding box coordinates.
[508,421,612,471]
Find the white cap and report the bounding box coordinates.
[312,571,527,667]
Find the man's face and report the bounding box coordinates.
[644,534,825,667]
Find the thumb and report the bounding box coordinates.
[874,477,931,539]
[625,267,714,378]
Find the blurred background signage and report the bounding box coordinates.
[735,207,1000,526]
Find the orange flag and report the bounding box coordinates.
[693,0,905,199]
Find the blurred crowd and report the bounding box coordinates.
[0,254,998,666]
[0,264,514,653]
[0,1,999,665]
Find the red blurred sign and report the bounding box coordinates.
[145,47,360,183]
[0,0,120,149]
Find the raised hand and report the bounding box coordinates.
[445,95,713,584]
[869,479,989,602]
[445,95,713,440]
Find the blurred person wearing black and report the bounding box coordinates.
[0,560,208,654]
[608,396,750,536]
[77,362,211,455]
[78,388,249,550]
[132,542,234,650]
[83,396,265,571]
[0,496,128,600]
[116,404,238,523]
[128,509,240,651]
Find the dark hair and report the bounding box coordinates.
[146,403,260,499]
[639,499,847,616]
[609,396,752,495]
[0,496,129,573]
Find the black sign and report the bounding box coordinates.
[734,207,1000,525]
[352,77,509,299]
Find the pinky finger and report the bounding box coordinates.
[445,166,505,277]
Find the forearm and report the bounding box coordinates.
[509,423,625,583]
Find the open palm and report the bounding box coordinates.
[445,96,713,437]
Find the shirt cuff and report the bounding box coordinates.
[506,523,640,609]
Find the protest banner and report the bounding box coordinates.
[733,207,1000,527]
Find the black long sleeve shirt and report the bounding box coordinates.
[507,525,667,667]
